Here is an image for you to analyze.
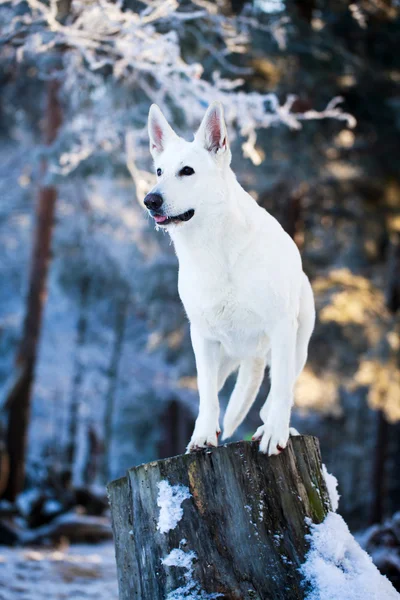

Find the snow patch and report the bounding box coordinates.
[162,548,222,600]
[157,482,220,597]
[322,464,340,512]
[301,512,400,600]
[43,499,63,515]
[162,548,197,571]
[157,480,191,534]
[16,488,41,517]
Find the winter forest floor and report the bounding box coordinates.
[0,543,118,600]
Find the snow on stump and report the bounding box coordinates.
[107,436,331,600]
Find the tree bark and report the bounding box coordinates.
[108,436,331,600]
[3,80,62,501]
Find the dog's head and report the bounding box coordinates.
[144,102,232,229]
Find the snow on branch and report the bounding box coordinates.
[0,0,356,181]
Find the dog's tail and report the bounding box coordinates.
[295,273,315,377]
[222,357,266,440]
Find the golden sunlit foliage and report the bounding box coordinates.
[315,269,389,344]
[295,367,341,416]
[297,269,400,421]
[355,358,400,422]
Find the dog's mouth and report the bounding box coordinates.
[151,209,195,226]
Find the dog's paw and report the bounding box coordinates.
[186,425,220,453]
[252,419,289,456]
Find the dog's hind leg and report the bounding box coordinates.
[222,357,266,440]
[253,317,297,455]
[295,274,315,378]
[218,349,240,392]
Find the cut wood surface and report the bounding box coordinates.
[108,436,331,600]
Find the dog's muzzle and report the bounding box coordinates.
[144,191,195,226]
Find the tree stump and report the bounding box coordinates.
[107,436,331,600]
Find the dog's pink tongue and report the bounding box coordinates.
[154,215,167,223]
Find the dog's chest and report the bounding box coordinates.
[178,258,269,355]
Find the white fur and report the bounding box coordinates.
[146,102,315,456]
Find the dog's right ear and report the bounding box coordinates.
[148,104,178,158]
[196,102,229,157]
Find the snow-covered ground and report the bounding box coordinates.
[0,543,118,600]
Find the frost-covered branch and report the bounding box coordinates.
[0,0,356,184]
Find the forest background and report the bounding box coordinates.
[0,0,399,591]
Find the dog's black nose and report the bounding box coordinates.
[144,193,163,211]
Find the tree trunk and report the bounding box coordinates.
[102,295,129,483]
[83,424,103,485]
[158,399,196,460]
[108,436,331,600]
[369,232,400,523]
[370,409,388,524]
[386,232,400,314]
[66,274,91,481]
[3,80,62,501]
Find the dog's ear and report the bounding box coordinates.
[148,104,178,157]
[196,102,229,155]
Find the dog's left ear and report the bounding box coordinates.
[196,102,229,156]
[148,104,178,157]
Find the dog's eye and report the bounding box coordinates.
[156,168,162,177]
[179,166,195,177]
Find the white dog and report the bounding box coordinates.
[144,102,315,456]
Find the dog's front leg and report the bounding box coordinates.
[187,326,221,452]
[253,317,297,456]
